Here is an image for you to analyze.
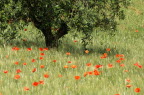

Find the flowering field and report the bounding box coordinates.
[0,0,144,95]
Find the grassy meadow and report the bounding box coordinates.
[0,0,144,95]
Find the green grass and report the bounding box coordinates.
[0,0,144,95]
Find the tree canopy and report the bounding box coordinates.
[0,0,130,49]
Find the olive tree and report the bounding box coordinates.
[0,0,130,48]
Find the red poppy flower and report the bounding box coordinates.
[32,59,36,62]
[83,72,88,77]
[39,48,44,51]
[16,69,22,73]
[120,64,125,67]
[116,60,121,63]
[14,75,20,79]
[53,60,57,62]
[40,53,45,56]
[108,64,113,68]
[135,88,140,93]
[14,62,19,65]
[44,74,49,78]
[74,76,80,80]
[119,58,125,60]
[106,48,111,51]
[4,70,8,73]
[12,46,20,51]
[125,79,131,83]
[32,82,39,86]
[135,30,139,32]
[24,29,27,31]
[86,63,92,66]
[88,71,93,75]
[32,68,37,72]
[58,74,62,77]
[23,63,27,65]
[71,65,77,68]
[24,87,29,91]
[43,48,49,50]
[66,52,71,55]
[93,69,100,75]
[27,48,32,51]
[74,40,78,42]
[124,70,129,72]
[39,57,43,60]
[40,65,45,68]
[138,65,142,68]
[39,80,44,84]
[95,65,103,68]
[126,85,132,88]
[85,50,89,53]
[68,61,72,63]
[64,65,68,68]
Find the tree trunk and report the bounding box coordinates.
[41,28,56,48]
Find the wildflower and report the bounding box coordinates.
[24,29,27,31]
[24,87,29,91]
[39,57,43,60]
[120,64,125,67]
[71,65,77,68]
[53,60,57,62]
[14,75,20,79]
[16,69,22,73]
[68,61,72,63]
[64,65,68,68]
[27,48,32,51]
[66,52,71,55]
[32,82,39,86]
[32,68,37,72]
[85,50,89,53]
[108,64,113,68]
[4,70,8,73]
[40,65,45,68]
[44,74,49,78]
[74,40,78,42]
[116,60,121,63]
[12,46,20,51]
[119,58,125,60]
[43,48,49,50]
[86,63,92,66]
[39,48,44,51]
[134,88,140,93]
[39,80,44,84]
[135,30,139,32]
[58,74,62,77]
[14,62,19,65]
[95,65,103,69]
[124,70,129,72]
[126,85,132,88]
[83,72,88,77]
[32,59,36,62]
[106,48,111,51]
[74,76,80,80]
[40,53,45,56]
[93,69,100,75]
[23,63,27,65]
[125,79,131,83]
[88,71,93,75]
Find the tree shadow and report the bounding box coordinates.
[1,37,130,57]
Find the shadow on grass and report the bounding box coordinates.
[1,38,130,57]
[57,40,130,57]
[0,39,45,48]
